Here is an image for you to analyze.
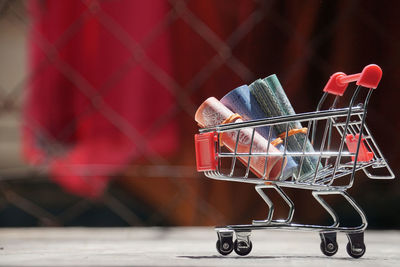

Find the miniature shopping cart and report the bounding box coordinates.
[194,64,394,258]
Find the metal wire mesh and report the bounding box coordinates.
[0,0,399,227]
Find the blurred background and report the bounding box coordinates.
[0,0,399,228]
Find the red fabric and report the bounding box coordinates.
[23,0,178,198]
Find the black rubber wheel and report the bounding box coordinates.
[216,239,233,256]
[233,239,252,256]
[346,242,366,258]
[320,240,338,256]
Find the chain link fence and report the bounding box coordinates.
[0,0,399,227]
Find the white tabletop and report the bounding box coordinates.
[0,227,399,266]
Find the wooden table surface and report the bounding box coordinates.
[0,227,399,266]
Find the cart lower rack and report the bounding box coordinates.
[195,64,395,258]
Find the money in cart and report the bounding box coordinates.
[194,64,394,258]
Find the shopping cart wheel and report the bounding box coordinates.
[346,232,366,258]
[319,232,338,256]
[216,239,233,256]
[233,239,252,256]
[216,229,234,256]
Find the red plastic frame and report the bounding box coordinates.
[345,134,374,162]
[323,64,382,96]
[195,132,218,171]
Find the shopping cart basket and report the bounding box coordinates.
[194,64,395,258]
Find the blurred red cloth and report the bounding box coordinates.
[23,0,178,198]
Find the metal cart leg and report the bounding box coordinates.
[253,184,294,225]
[313,190,367,231]
[312,191,340,256]
[312,191,340,228]
[313,190,368,258]
[340,191,367,258]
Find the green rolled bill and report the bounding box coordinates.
[249,74,322,179]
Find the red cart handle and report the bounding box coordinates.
[323,64,382,96]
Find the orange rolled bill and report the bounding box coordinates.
[195,97,286,180]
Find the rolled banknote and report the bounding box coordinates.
[249,75,322,179]
[221,85,297,180]
[195,97,286,180]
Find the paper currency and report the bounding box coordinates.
[195,97,286,180]
[249,75,322,179]
[221,85,298,180]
